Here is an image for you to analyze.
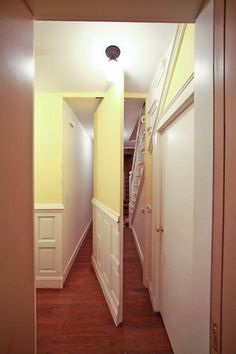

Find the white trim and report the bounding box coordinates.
[158,24,187,115]
[148,279,159,312]
[63,218,92,284]
[35,204,64,211]
[35,276,63,289]
[91,198,120,223]
[131,226,144,266]
[148,24,187,151]
[157,74,194,133]
[150,131,162,312]
[149,282,155,307]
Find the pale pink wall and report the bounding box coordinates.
[0,1,35,353]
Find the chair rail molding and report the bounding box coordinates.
[156,74,194,133]
[148,24,190,151]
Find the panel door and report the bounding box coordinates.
[92,77,124,326]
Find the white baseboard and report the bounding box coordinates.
[63,218,92,284]
[36,276,63,289]
[148,279,158,312]
[131,226,144,267]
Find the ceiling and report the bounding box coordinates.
[26,0,204,23]
[35,21,176,93]
[35,21,177,146]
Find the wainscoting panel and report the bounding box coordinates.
[91,199,123,326]
[35,204,64,288]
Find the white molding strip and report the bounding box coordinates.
[35,276,63,289]
[131,226,144,266]
[91,198,120,223]
[63,218,92,284]
[148,279,158,312]
[148,24,187,151]
[157,74,194,133]
[158,24,187,115]
[35,204,64,211]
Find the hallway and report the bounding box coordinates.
[37,226,173,354]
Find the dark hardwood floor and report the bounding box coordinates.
[37,226,173,354]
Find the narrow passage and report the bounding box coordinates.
[37,226,173,354]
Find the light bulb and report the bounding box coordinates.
[104,59,122,82]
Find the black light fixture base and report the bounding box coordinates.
[105,45,121,60]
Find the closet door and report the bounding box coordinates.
[160,105,194,353]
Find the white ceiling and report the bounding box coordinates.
[35,21,177,146]
[35,21,176,92]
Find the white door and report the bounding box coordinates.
[150,131,162,311]
[92,79,124,326]
[160,105,194,353]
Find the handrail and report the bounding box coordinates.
[129,115,145,226]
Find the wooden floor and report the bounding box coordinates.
[37,226,173,354]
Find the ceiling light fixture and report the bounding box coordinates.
[104,45,121,82]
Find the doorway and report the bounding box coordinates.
[1,1,217,353]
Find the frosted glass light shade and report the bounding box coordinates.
[104,59,122,82]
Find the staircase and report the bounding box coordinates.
[129,115,146,225]
[124,150,134,220]
[123,173,130,217]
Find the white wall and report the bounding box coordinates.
[132,184,145,265]
[193,0,213,352]
[62,101,93,277]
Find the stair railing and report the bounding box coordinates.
[129,115,146,225]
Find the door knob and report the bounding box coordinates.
[156,225,164,232]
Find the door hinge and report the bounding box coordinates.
[212,322,218,352]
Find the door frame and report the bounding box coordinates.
[210,0,231,352]
[150,73,194,311]
[29,1,227,352]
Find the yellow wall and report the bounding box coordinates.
[163,24,194,110]
[34,93,63,203]
[93,79,124,215]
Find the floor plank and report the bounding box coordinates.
[37,226,173,354]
